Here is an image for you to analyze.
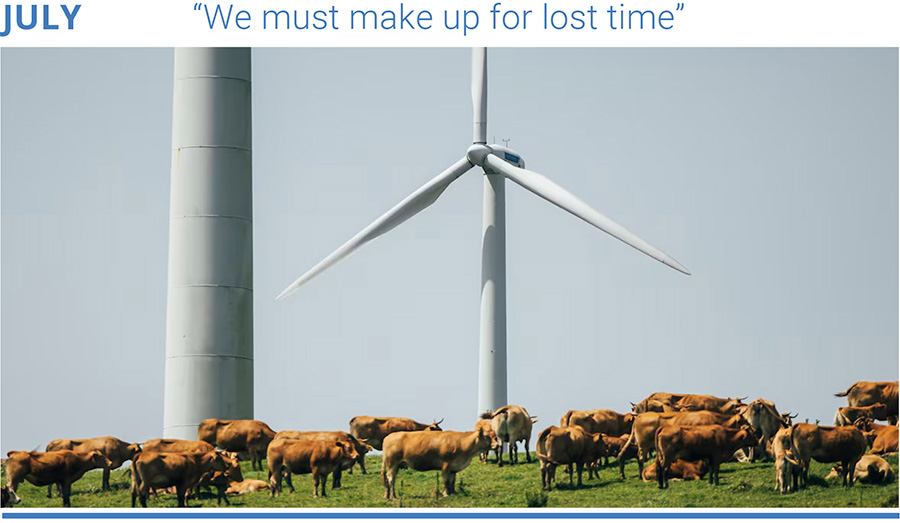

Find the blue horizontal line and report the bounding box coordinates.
[3,513,898,520]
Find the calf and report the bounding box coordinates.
[131,450,228,508]
[6,450,111,507]
[489,405,538,466]
[641,459,708,483]
[193,451,243,505]
[536,425,607,490]
[268,438,358,498]
[604,434,638,480]
[225,479,270,495]
[655,425,758,488]
[381,427,500,500]
[45,436,140,492]
[789,423,867,488]
[772,426,801,494]
[474,417,495,464]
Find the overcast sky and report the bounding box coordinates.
[2,48,897,452]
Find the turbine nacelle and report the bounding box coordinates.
[467,144,526,171]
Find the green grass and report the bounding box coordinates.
[3,454,898,509]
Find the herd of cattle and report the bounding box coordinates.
[2,381,897,508]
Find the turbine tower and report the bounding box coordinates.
[277,48,689,416]
[163,48,254,439]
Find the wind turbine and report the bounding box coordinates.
[277,48,690,416]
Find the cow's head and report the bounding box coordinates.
[425,419,444,431]
[125,443,142,460]
[825,464,844,482]
[590,433,608,460]
[630,401,642,414]
[1,486,21,508]
[85,450,113,469]
[202,450,229,474]
[475,426,501,453]
[869,403,889,419]
[349,436,373,455]
[854,416,873,432]
[735,427,760,449]
[781,412,798,427]
[219,451,243,483]
[335,440,359,462]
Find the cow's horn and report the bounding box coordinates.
[435,418,444,426]
[630,402,637,408]
[737,396,748,401]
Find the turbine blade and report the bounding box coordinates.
[483,154,690,275]
[472,47,487,144]
[276,157,474,300]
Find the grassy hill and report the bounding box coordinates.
[3,453,897,509]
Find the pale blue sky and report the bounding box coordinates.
[2,48,897,452]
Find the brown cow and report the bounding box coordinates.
[536,425,607,490]
[655,425,758,488]
[560,409,635,438]
[273,431,372,488]
[130,450,228,507]
[198,419,276,471]
[142,439,216,454]
[834,403,889,426]
[835,381,899,425]
[855,419,899,455]
[489,405,538,466]
[631,399,679,414]
[674,394,747,415]
[641,459,708,482]
[560,409,633,470]
[45,436,141,492]
[381,427,500,500]
[826,454,895,485]
[6,450,111,507]
[619,410,749,475]
[632,392,688,413]
[789,423,867,488]
[348,416,443,451]
[225,478,270,495]
[267,438,358,498]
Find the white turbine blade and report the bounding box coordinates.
[276,157,474,300]
[472,47,487,144]
[483,154,690,275]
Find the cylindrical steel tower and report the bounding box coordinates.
[163,48,253,440]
